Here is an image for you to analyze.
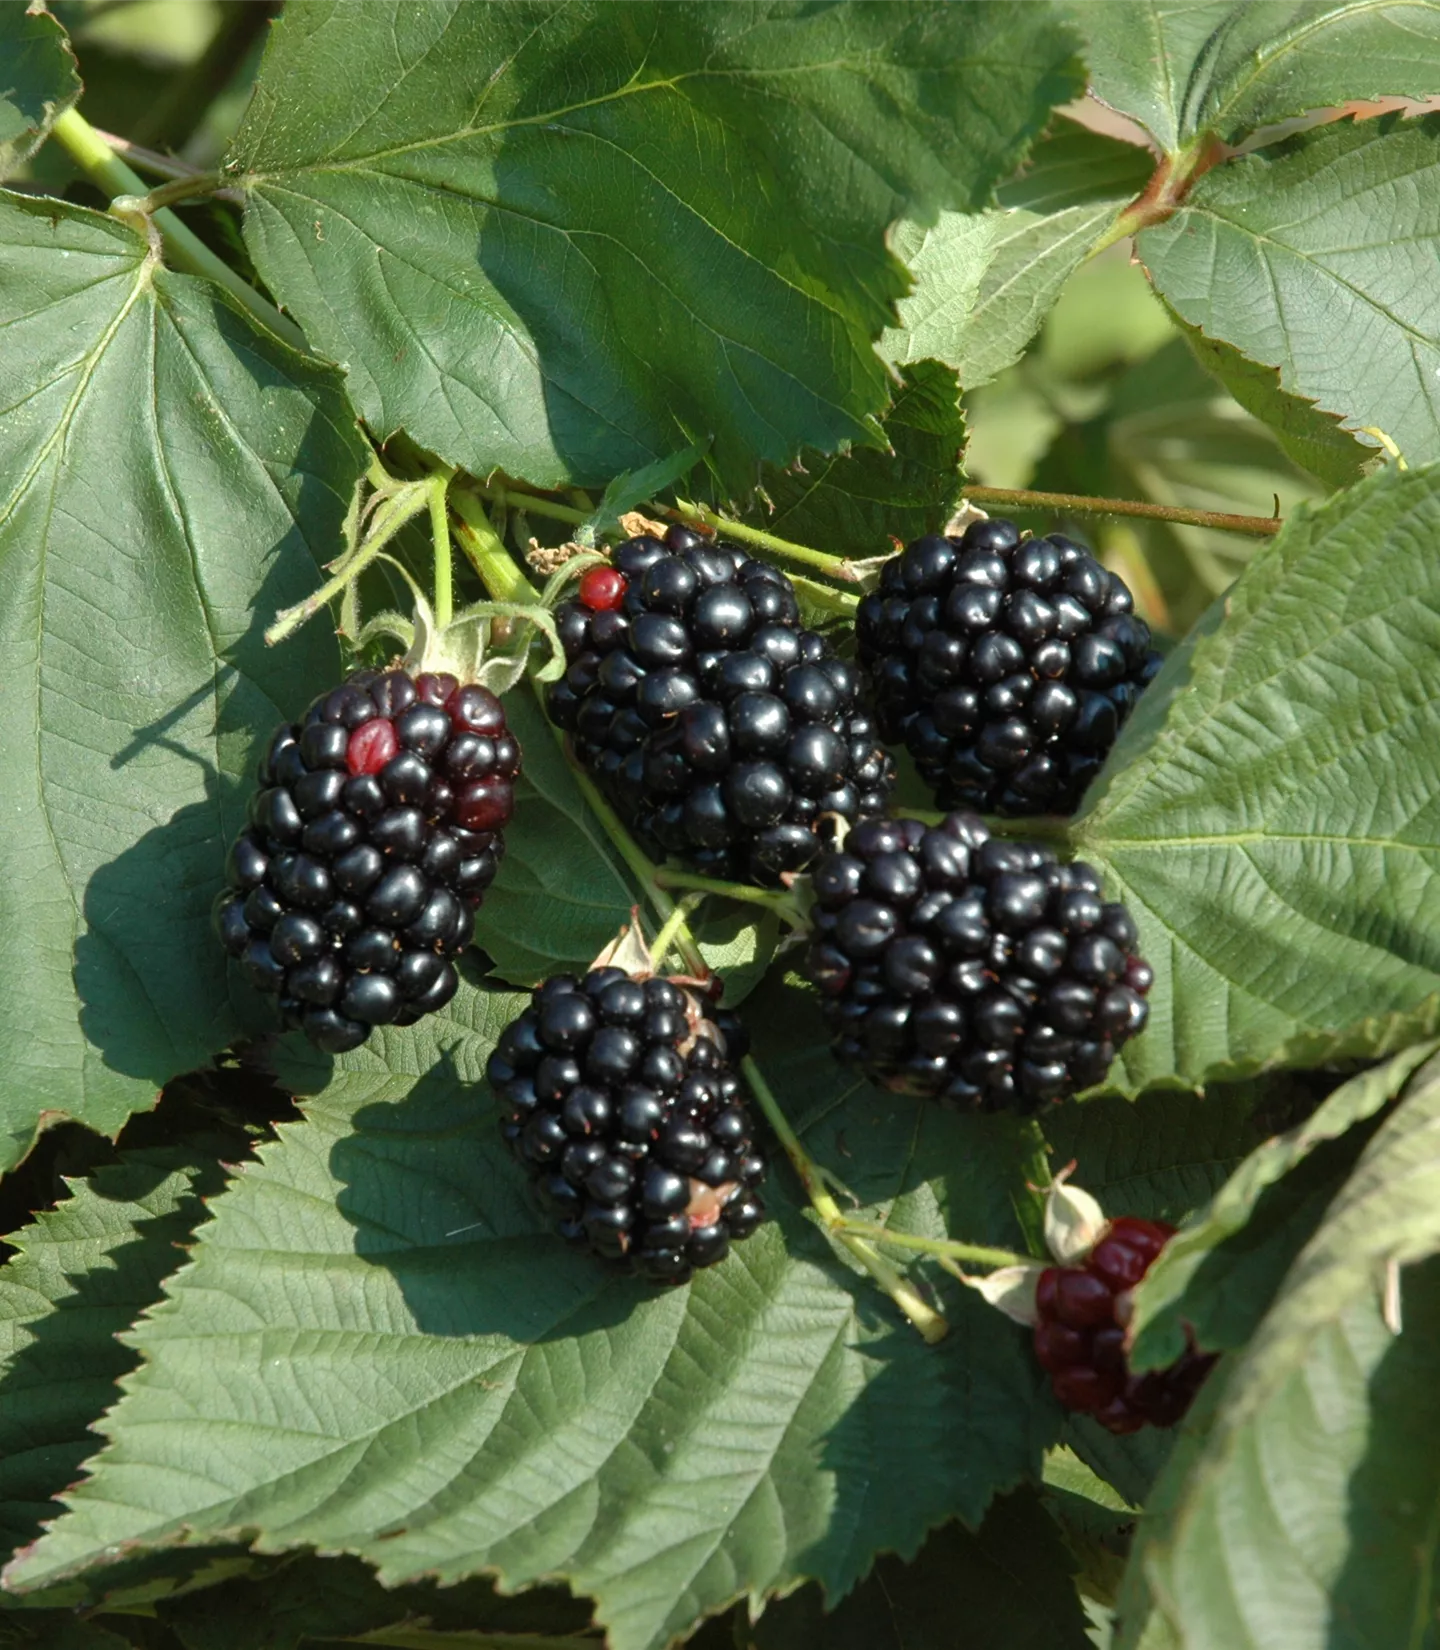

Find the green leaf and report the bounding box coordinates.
[1074,461,1440,1092]
[0,6,79,179]
[1043,1084,1268,1225]
[1081,0,1440,152]
[1181,324,1371,491]
[584,441,708,542]
[754,360,966,558]
[881,124,1151,391]
[5,977,1057,1650]
[228,0,1082,490]
[1140,117,1440,469]
[998,119,1154,214]
[0,1616,138,1650]
[1081,2,1245,153]
[747,1491,1089,1650]
[155,1553,596,1650]
[1129,1043,1439,1366]
[0,1143,230,1559]
[0,192,365,1167]
[1116,1059,1440,1650]
[479,693,638,985]
[1187,0,1440,145]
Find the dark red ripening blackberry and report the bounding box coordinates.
[547,523,893,885]
[214,667,519,1053]
[1034,1216,1217,1433]
[855,517,1162,815]
[804,811,1152,1111]
[487,970,765,1282]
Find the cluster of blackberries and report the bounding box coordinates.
[1034,1217,1217,1433]
[215,667,518,1052]
[547,524,893,885]
[856,518,1160,814]
[805,811,1152,1112]
[487,969,766,1281]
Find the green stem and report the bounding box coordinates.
[266,482,432,644]
[741,1060,949,1344]
[831,1219,1029,1272]
[650,894,705,973]
[429,473,454,632]
[50,108,309,354]
[672,498,864,581]
[654,867,808,931]
[466,480,588,529]
[128,172,224,212]
[962,485,1281,539]
[450,487,536,602]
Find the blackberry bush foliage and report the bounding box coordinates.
[806,811,1152,1110]
[488,966,765,1282]
[857,518,1161,814]
[6,4,1440,1649]
[547,525,893,884]
[215,668,517,1052]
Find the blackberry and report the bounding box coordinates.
[214,667,519,1053]
[804,811,1152,1111]
[855,518,1162,814]
[547,524,893,885]
[1034,1216,1217,1432]
[487,971,766,1281]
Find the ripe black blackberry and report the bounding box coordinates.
[804,811,1152,1111]
[1034,1216,1216,1433]
[214,667,519,1053]
[487,970,766,1282]
[855,517,1161,814]
[547,524,893,885]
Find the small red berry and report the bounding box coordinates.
[346,718,398,776]
[578,565,627,611]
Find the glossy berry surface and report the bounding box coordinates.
[803,810,1153,1111]
[1033,1216,1217,1432]
[547,523,893,885]
[487,971,766,1282]
[214,667,519,1053]
[855,517,1161,815]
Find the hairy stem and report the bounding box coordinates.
[650,894,706,973]
[429,472,455,632]
[654,868,809,930]
[741,1061,949,1343]
[672,498,865,580]
[830,1219,1030,1271]
[128,172,225,212]
[962,485,1281,538]
[50,108,308,354]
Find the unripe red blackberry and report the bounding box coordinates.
[856,518,1161,815]
[214,667,519,1052]
[1034,1216,1216,1432]
[548,524,893,886]
[804,810,1152,1111]
[487,970,766,1282]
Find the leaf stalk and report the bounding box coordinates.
[48,108,309,354]
[961,485,1282,539]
